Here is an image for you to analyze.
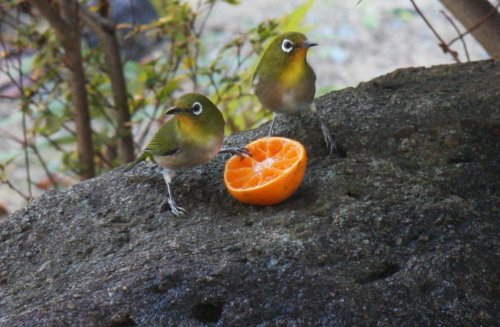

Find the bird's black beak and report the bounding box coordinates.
[301,40,318,48]
[166,107,183,115]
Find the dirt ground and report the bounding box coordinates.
[0,0,490,215]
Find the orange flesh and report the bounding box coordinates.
[224,137,307,206]
[226,139,299,188]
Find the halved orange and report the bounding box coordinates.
[224,137,307,206]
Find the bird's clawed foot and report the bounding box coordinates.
[160,198,187,216]
[267,115,277,137]
[320,121,337,154]
[320,121,346,157]
[220,147,252,158]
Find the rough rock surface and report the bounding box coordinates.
[1,60,499,326]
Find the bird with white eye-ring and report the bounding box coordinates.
[126,93,250,216]
[282,39,295,53]
[253,31,340,154]
[191,101,203,115]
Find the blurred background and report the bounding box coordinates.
[0,0,495,216]
[188,0,490,92]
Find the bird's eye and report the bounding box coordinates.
[191,102,203,115]
[281,39,294,53]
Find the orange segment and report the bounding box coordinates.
[224,137,307,206]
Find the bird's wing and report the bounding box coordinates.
[145,118,181,157]
[253,56,264,83]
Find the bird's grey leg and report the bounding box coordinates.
[165,182,186,216]
[311,103,339,155]
[160,169,186,216]
[268,114,278,137]
[320,121,337,154]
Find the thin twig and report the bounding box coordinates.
[40,134,81,175]
[0,64,22,90]
[1,179,30,201]
[0,7,23,30]
[440,10,470,62]
[0,94,18,100]
[208,70,221,103]
[86,81,118,127]
[447,2,500,47]
[30,0,70,37]
[61,122,77,136]
[188,1,216,91]
[410,0,461,63]
[137,114,161,150]
[16,6,33,201]
[0,129,23,143]
[0,29,23,90]
[196,0,214,37]
[29,144,58,189]
[0,129,57,188]
[95,149,114,168]
[41,134,71,156]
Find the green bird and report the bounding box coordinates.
[253,31,337,153]
[126,93,248,216]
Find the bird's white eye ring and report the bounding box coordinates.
[281,39,294,53]
[191,102,203,115]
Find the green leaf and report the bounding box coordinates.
[124,61,143,93]
[156,78,182,104]
[220,0,240,4]
[0,156,17,170]
[281,0,315,33]
[362,12,381,29]
[391,8,416,22]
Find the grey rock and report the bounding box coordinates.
[1,60,499,326]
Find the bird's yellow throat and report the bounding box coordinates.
[176,115,211,145]
[278,49,308,88]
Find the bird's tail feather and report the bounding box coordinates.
[125,152,149,171]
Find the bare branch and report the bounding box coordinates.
[440,10,470,62]
[1,179,31,201]
[30,144,58,190]
[440,0,500,59]
[30,0,97,178]
[78,2,135,162]
[78,2,115,33]
[410,0,461,63]
[29,0,70,37]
